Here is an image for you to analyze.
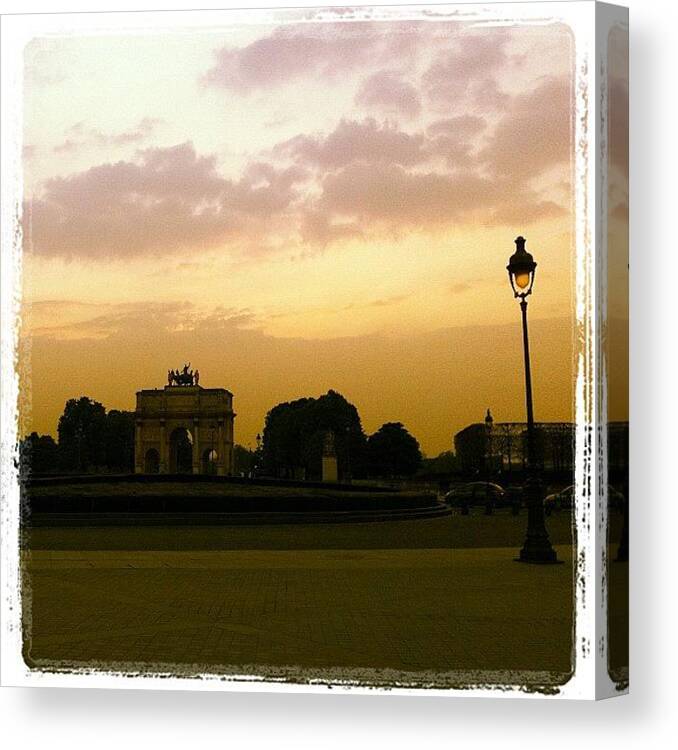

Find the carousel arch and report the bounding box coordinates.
[134,368,235,476]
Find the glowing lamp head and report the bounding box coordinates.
[514,272,531,290]
[507,236,537,298]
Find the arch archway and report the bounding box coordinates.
[144,448,160,474]
[169,427,193,474]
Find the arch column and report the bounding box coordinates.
[192,419,200,474]
[216,420,225,476]
[134,420,143,473]
[159,419,167,473]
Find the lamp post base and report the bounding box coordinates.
[515,545,562,565]
[515,475,562,565]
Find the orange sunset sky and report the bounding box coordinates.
[19,14,598,456]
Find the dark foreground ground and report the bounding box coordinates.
[26,508,574,550]
[21,510,626,690]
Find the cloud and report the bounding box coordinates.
[52,139,80,154]
[354,71,421,119]
[52,118,161,155]
[367,294,409,308]
[426,116,486,140]
[26,57,572,262]
[318,160,561,228]
[24,142,307,259]
[203,21,446,93]
[276,118,426,169]
[204,23,380,92]
[298,209,362,248]
[27,82,569,262]
[423,29,514,111]
[26,299,256,341]
[480,76,572,179]
[425,115,487,168]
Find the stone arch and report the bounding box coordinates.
[144,448,160,474]
[135,385,235,475]
[169,427,193,474]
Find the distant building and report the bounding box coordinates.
[454,420,574,475]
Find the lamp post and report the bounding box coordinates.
[484,408,493,473]
[506,236,559,564]
[484,409,493,514]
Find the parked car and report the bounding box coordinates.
[545,484,625,514]
[608,485,626,511]
[444,482,506,513]
[544,485,574,513]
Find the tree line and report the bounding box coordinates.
[20,390,433,480]
[259,389,422,481]
[20,397,135,475]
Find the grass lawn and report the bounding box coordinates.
[27,479,431,500]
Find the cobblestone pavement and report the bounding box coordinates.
[23,544,574,683]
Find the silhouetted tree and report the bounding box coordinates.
[104,410,135,472]
[233,444,256,476]
[420,450,458,476]
[367,422,422,477]
[19,432,59,476]
[261,390,366,480]
[57,397,107,472]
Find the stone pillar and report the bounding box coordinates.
[322,430,338,483]
[159,419,166,474]
[216,421,225,476]
[322,455,338,482]
[134,420,143,473]
[192,419,200,474]
[230,417,235,475]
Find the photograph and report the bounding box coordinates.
[2,1,628,702]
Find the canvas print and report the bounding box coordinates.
[0,2,628,698]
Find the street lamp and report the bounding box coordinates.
[507,236,559,564]
[484,407,494,473]
[484,409,494,514]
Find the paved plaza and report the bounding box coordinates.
[22,518,579,688]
